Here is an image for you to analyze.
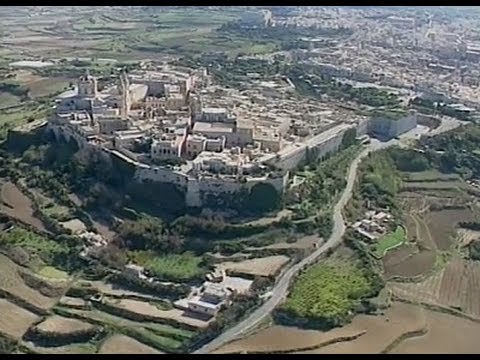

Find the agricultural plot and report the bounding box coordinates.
[1,7,274,61]
[28,188,73,220]
[99,334,164,354]
[425,208,476,250]
[402,170,460,182]
[61,306,196,337]
[213,324,365,354]
[0,182,47,232]
[0,254,62,312]
[38,266,69,281]
[280,258,375,324]
[382,247,436,279]
[214,303,425,354]
[245,234,318,251]
[80,280,170,303]
[374,226,406,258]
[25,342,97,354]
[108,297,212,329]
[128,252,206,282]
[389,257,480,319]
[217,255,290,277]
[14,70,71,98]
[0,227,70,270]
[0,298,39,338]
[0,92,21,108]
[58,296,88,309]
[297,303,426,354]
[401,181,466,191]
[33,315,96,335]
[56,306,196,348]
[383,187,478,279]
[391,309,480,354]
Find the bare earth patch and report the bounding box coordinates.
[99,334,164,354]
[59,218,87,234]
[213,303,425,354]
[213,324,365,354]
[383,246,435,279]
[0,298,39,338]
[85,280,168,303]
[14,70,71,98]
[246,235,318,251]
[34,315,95,335]
[59,296,88,309]
[298,302,426,354]
[111,298,212,329]
[217,255,290,277]
[25,343,96,354]
[0,182,47,232]
[425,209,476,250]
[390,309,480,354]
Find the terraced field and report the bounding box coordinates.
[0,181,47,232]
[33,315,96,335]
[54,306,196,353]
[217,255,290,277]
[383,180,478,280]
[0,254,63,313]
[389,257,480,318]
[0,298,39,338]
[110,298,212,329]
[382,247,436,279]
[99,334,164,354]
[214,303,425,354]
[425,208,476,250]
[25,343,97,354]
[390,309,480,354]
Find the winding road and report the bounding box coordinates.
[194,118,463,354]
[194,139,394,354]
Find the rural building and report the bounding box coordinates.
[187,283,231,317]
[187,297,223,317]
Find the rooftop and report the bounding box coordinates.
[203,107,227,114]
[188,296,222,310]
[193,122,234,134]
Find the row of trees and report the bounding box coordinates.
[420,124,480,179]
[287,66,401,108]
[410,96,473,121]
[0,81,29,99]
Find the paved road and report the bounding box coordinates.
[193,140,394,354]
[193,118,463,354]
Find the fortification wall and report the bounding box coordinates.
[134,166,188,188]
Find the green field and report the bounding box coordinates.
[374,226,406,257]
[42,203,71,220]
[38,266,69,280]
[65,8,260,59]
[280,258,374,325]
[128,251,206,282]
[403,170,460,182]
[0,104,49,139]
[54,306,194,352]
[0,227,69,266]
[0,92,21,108]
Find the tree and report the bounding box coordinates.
[117,215,165,251]
[341,128,357,148]
[246,183,280,214]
